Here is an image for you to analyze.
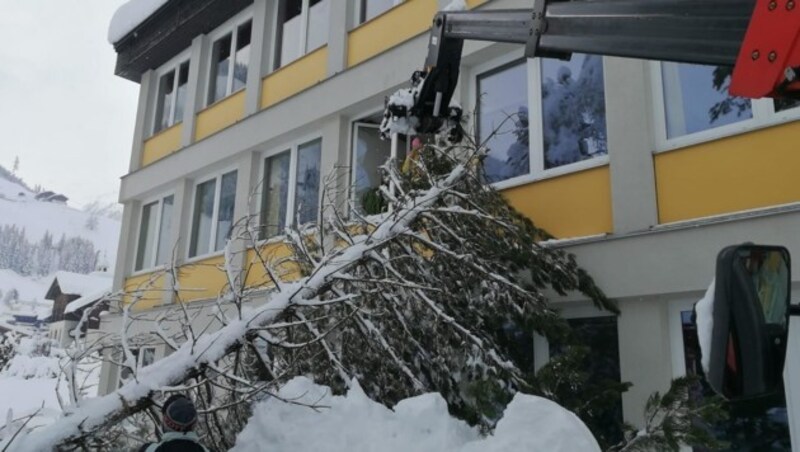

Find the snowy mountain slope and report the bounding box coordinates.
[0,177,119,267]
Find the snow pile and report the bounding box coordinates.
[1,336,63,379]
[108,0,169,44]
[695,279,715,373]
[232,377,600,452]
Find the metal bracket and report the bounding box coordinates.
[525,0,547,58]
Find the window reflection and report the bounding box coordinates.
[477,60,529,183]
[135,201,158,271]
[352,123,407,214]
[215,172,238,251]
[233,22,251,93]
[209,34,232,104]
[262,152,291,238]
[541,54,607,169]
[662,63,753,138]
[295,140,322,225]
[155,195,174,266]
[190,179,217,257]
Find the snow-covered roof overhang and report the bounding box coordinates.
[111,0,253,83]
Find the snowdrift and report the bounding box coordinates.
[232,377,600,452]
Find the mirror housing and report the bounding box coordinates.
[702,244,791,402]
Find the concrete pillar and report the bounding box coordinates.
[246,0,271,114]
[232,151,262,275]
[112,201,140,311]
[327,0,356,76]
[182,35,210,146]
[129,71,156,172]
[603,57,659,234]
[160,178,194,304]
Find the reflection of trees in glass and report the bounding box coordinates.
[482,106,531,183]
[542,55,607,169]
[709,66,753,123]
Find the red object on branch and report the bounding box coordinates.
[731,0,800,98]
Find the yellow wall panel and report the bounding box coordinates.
[244,243,303,289]
[176,255,229,302]
[123,272,166,311]
[347,0,438,68]
[655,121,800,223]
[261,47,328,109]
[142,124,183,167]
[466,0,488,7]
[501,166,613,238]
[194,90,246,142]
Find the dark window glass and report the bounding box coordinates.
[477,61,529,183]
[215,171,238,251]
[233,21,252,92]
[295,140,322,225]
[135,201,159,271]
[262,152,291,238]
[774,98,800,113]
[541,54,607,169]
[550,316,623,445]
[155,70,175,133]
[190,178,217,257]
[174,63,189,124]
[209,34,232,104]
[361,0,397,22]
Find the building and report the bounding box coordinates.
[101,0,800,432]
[45,270,112,346]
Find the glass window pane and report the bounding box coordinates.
[135,201,159,271]
[262,152,291,237]
[352,126,405,214]
[295,139,322,225]
[155,195,174,266]
[155,70,175,133]
[140,348,155,367]
[279,0,303,67]
[174,62,189,124]
[774,97,800,113]
[215,171,238,251]
[362,0,399,22]
[306,0,330,52]
[477,61,529,183]
[209,34,232,104]
[190,178,217,257]
[233,21,252,92]
[662,63,753,139]
[541,54,607,169]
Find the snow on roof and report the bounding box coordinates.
[108,0,170,44]
[48,271,112,299]
[64,288,110,315]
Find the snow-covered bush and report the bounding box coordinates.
[1,334,63,379]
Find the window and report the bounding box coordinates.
[655,62,800,149]
[118,346,156,387]
[154,61,189,134]
[209,20,252,105]
[474,53,608,185]
[359,0,402,23]
[351,120,408,214]
[275,0,330,68]
[189,170,238,258]
[135,195,175,271]
[260,138,323,238]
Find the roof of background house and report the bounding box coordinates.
[45,271,112,300]
[64,288,111,315]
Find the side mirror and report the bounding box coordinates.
[699,244,791,402]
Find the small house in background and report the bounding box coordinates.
[45,270,112,346]
[34,191,69,204]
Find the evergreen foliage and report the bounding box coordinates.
[0,227,99,276]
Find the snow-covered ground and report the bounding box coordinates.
[232,377,600,452]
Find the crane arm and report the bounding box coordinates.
[383,0,800,137]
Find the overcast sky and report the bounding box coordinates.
[0,0,138,208]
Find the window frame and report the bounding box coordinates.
[186,167,239,261]
[150,50,192,137]
[273,0,330,70]
[117,346,158,388]
[356,0,404,25]
[467,49,611,192]
[650,61,800,153]
[205,8,254,108]
[132,192,176,274]
[258,134,324,240]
